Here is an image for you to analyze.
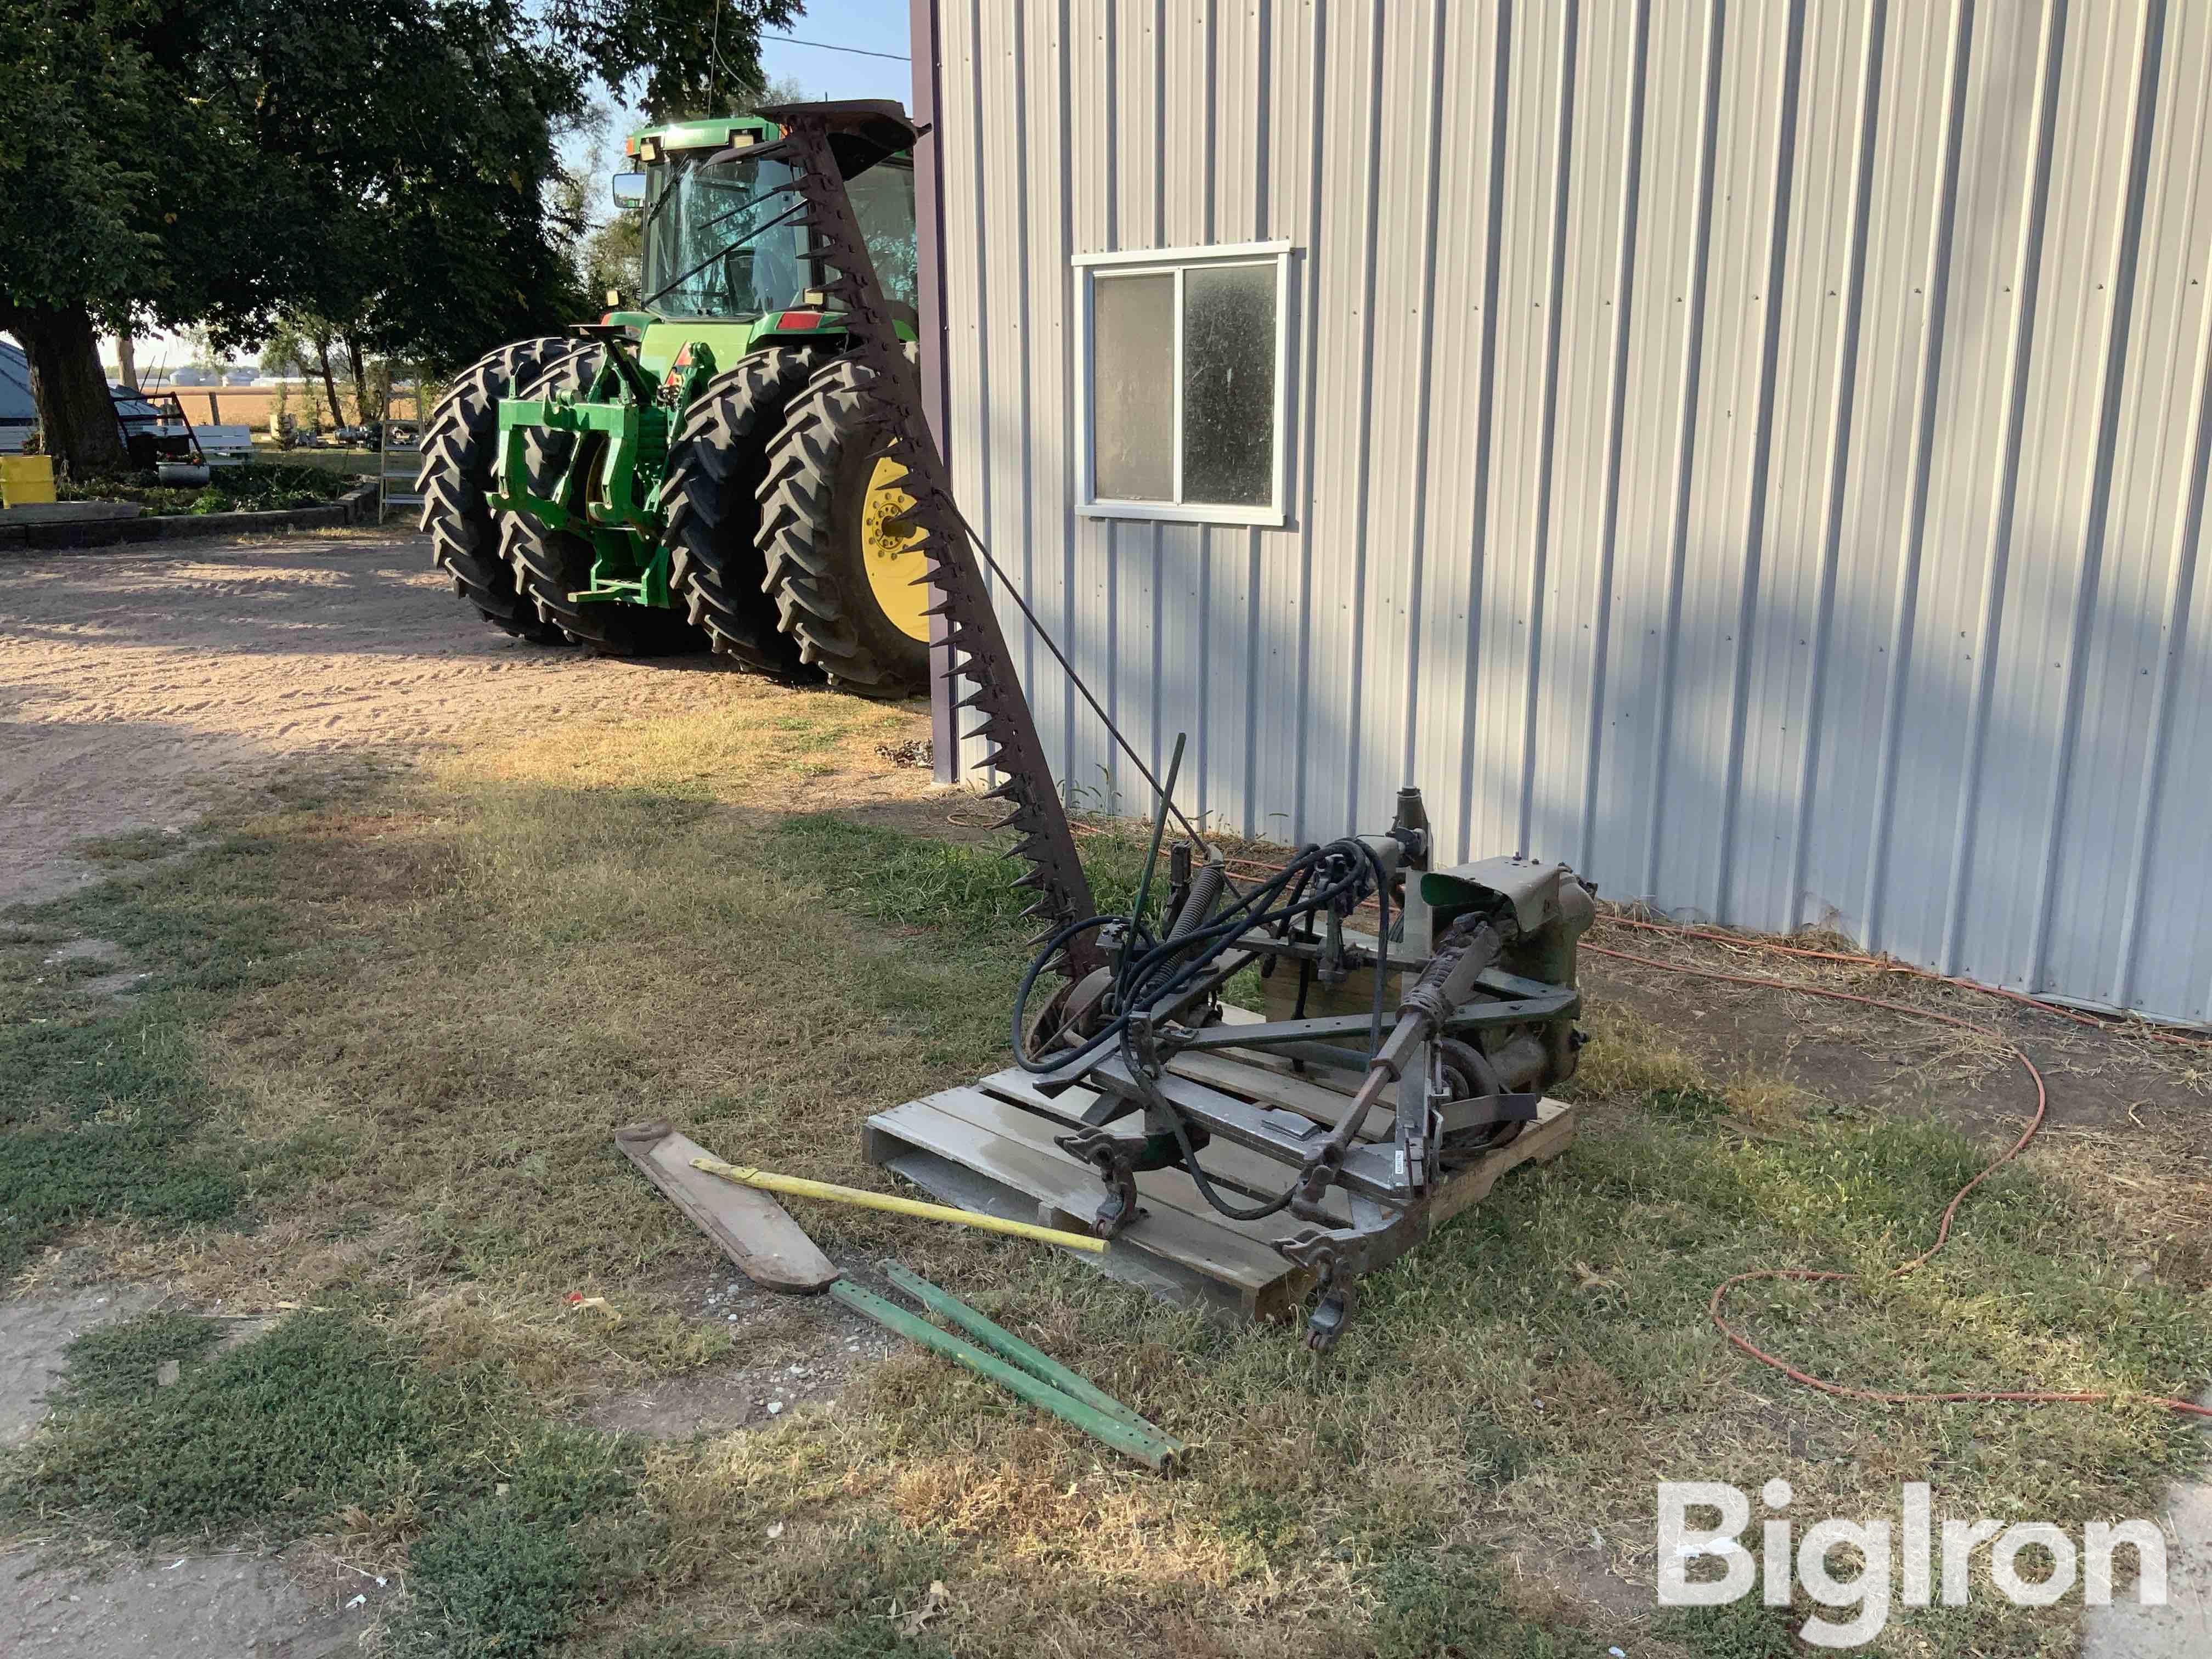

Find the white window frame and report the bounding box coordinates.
[1074,239,1294,527]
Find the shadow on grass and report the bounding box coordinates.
[7,772,2204,1658]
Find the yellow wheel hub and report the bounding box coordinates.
[860,453,932,642]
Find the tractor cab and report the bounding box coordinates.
[608,117,917,356]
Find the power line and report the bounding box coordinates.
[762,31,910,64]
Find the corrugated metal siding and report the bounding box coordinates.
[927,0,2212,1026]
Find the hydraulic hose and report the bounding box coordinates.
[1011,836,1396,1225]
[1165,857,1224,944]
[1011,836,1390,1075]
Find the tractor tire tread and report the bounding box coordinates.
[415,336,579,643]
[754,353,930,700]
[662,348,826,678]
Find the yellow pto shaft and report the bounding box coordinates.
[690,1158,1107,1254]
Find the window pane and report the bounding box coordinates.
[642,154,803,319]
[1181,264,1276,505]
[846,159,917,307]
[1091,273,1175,500]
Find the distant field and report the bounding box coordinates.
[154,383,422,438]
[155,384,313,430]
[249,442,379,476]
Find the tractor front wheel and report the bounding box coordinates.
[498,349,707,658]
[416,337,577,642]
[755,354,934,699]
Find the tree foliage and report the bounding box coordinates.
[0,1,161,330]
[543,0,800,123]
[0,0,800,471]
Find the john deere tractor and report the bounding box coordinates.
[416,108,932,696]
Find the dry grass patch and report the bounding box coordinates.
[3,692,2207,1657]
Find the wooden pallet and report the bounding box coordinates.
[864,1019,1577,1321]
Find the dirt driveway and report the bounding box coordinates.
[0,530,797,907]
[0,527,942,1657]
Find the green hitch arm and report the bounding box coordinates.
[878,1261,1180,1448]
[826,1279,1181,1472]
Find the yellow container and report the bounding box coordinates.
[1,455,56,506]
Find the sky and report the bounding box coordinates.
[78,1,916,378]
[757,1,913,105]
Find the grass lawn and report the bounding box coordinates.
[1,688,2205,1658]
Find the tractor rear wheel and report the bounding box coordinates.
[662,348,826,679]
[416,337,577,643]
[756,354,934,699]
[498,349,708,658]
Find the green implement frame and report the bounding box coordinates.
[488,332,722,608]
[830,1265,1185,1472]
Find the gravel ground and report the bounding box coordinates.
[0,528,742,908]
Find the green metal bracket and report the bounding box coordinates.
[488,338,725,610]
[827,1273,1181,1472]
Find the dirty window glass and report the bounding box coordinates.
[1091,273,1176,501]
[642,154,806,318]
[846,159,918,308]
[1180,264,1275,505]
[1081,247,1288,518]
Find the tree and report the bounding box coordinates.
[0,1,162,473]
[542,0,800,123]
[261,312,346,429]
[1,0,800,477]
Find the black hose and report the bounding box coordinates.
[1011,834,1401,1224]
[1120,1023,1299,1221]
[1011,835,1393,1075]
[1011,847,1341,1071]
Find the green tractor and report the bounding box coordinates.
[416,109,933,696]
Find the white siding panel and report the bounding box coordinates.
[1534,0,1643,872]
[933,0,2212,1024]
[1802,0,1962,936]
[2041,0,2203,1006]
[1463,0,1555,862]
[1729,0,1862,927]
[1412,0,1507,857]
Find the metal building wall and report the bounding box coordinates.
[925,0,2212,1026]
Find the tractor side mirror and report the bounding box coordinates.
[611,171,647,209]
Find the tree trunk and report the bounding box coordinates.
[115,332,138,391]
[344,334,375,426]
[313,338,344,430]
[1,303,126,478]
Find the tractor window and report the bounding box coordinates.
[641,153,810,319]
[1074,242,1294,527]
[846,158,918,309]
[639,151,917,320]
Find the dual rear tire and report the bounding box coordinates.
[667,349,933,697]
[415,337,573,644]
[754,354,933,697]
[421,339,934,688]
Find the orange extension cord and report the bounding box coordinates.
[1582,927,2212,1421]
